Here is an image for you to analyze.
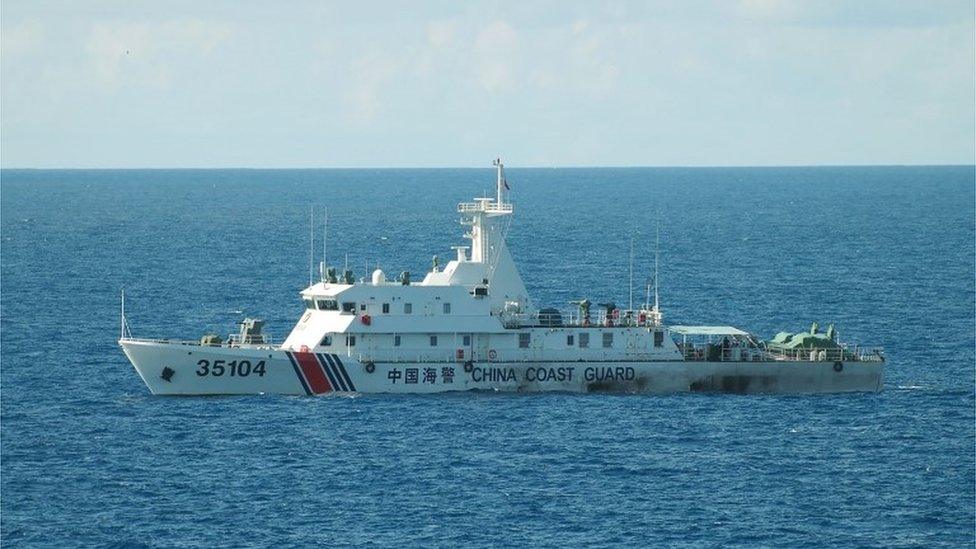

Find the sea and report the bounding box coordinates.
[1,166,974,547]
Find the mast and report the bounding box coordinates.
[654,223,660,312]
[645,279,652,311]
[465,158,513,263]
[629,235,634,311]
[493,158,505,206]
[120,288,131,339]
[120,288,125,340]
[320,207,328,282]
[309,205,314,287]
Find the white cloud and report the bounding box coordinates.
[1,2,972,167]
[474,21,518,93]
[85,19,233,89]
[2,19,44,58]
[736,0,802,21]
[346,52,404,123]
[427,20,457,48]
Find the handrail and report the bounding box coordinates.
[763,346,884,362]
[120,336,277,349]
[679,344,883,363]
[458,202,513,214]
[500,308,663,329]
[226,334,272,345]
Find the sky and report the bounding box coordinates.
[1,1,974,168]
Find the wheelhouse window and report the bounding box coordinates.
[404,303,412,314]
[320,335,333,346]
[394,335,401,347]
[567,335,574,346]
[360,304,367,312]
[602,333,613,348]
[382,303,390,314]
[443,303,451,314]
[519,333,531,348]
[579,333,590,348]
[303,299,315,309]
[341,302,356,313]
[345,335,356,346]
[462,335,471,346]
[429,335,438,347]
[317,299,338,311]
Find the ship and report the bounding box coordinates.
[119,159,884,395]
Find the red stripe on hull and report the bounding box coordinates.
[295,351,332,394]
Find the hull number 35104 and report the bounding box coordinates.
[196,359,266,377]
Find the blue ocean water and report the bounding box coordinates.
[1,166,973,547]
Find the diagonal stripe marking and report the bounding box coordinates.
[320,354,347,391]
[295,351,331,394]
[317,353,346,392]
[286,352,312,396]
[332,355,356,392]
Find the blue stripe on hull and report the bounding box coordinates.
[332,355,356,392]
[285,352,312,396]
[317,353,346,391]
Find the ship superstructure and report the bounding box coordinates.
[120,160,884,395]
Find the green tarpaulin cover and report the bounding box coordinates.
[766,324,840,350]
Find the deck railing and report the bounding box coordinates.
[763,346,884,363]
[458,202,513,214]
[120,335,276,349]
[679,344,884,363]
[500,308,663,329]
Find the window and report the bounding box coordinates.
[341,302,356,313]
[345,335,356,346]
[430,335,438,347]
[317,299,338,311]
[382,303,390,314]
[443,303,451,314]
[404,303,412,314]
[320,335,333,346]
[519,333,531,348]
[579,333,590,348]
[654,330,664,348]
[603,332,613,348]
[394,335,401,347]
[304,299,315,309]
[462,335,471,346]
[360,304,367,311]
[567,335,574,346]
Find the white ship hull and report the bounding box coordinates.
[121,340,883,396]
[118,160,885,396]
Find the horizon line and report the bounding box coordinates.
[2,163,974,171]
